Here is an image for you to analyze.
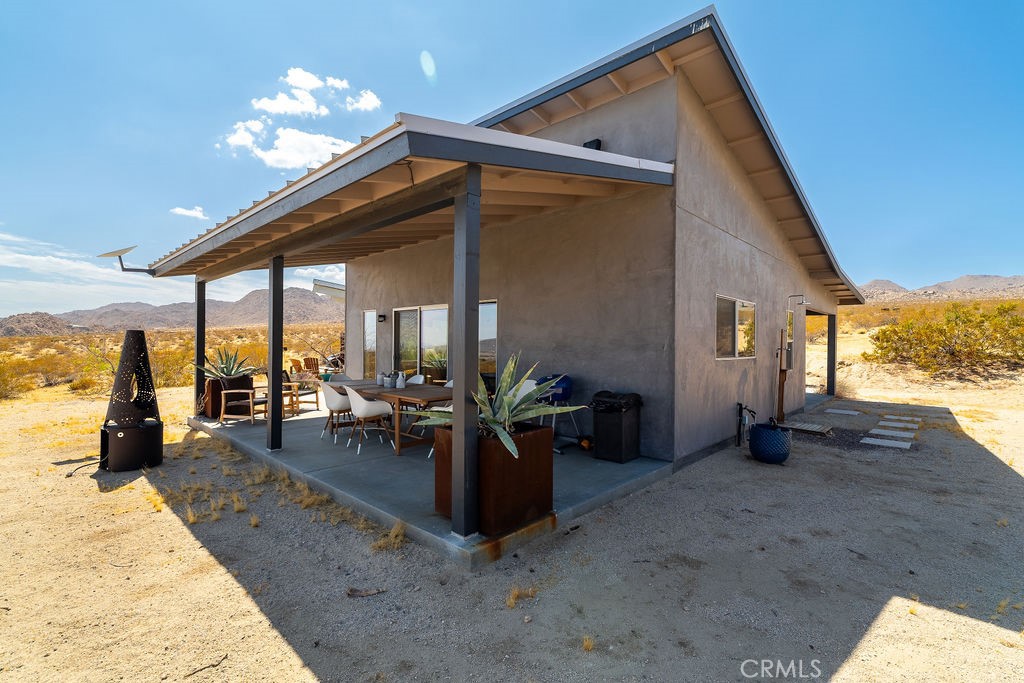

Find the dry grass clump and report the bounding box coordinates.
[185,505,198,525]
[582,635,594,652]
[505,585,539,609]
[249,513,260,528]
[243,464,276,486]
[370,522,407,552]
[231,492,248,513]
[143,489,165,512]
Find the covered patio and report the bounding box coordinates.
[189,409,670,568]
[153,112,674,540]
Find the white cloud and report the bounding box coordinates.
[293,264,345,283]
[326,76,350,90]
[252,88,329,117]
[169,206,209,220]
[283,67,323,91]
[225,119,266,148]
[344,89,382,112]
[248,128,356,170]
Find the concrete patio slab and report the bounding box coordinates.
[188,409,672,568]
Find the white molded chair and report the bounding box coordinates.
[344,386,395,455]
[320,382,352,444]
[406,374,425,385]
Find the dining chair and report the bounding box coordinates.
[320,382,352,444]
[407,374,425,385]
[344,386,395,455]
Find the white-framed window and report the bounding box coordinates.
[716,296,756,359]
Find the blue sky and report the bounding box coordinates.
[1,0,1021,316]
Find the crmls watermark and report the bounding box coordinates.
[740,659,822,679]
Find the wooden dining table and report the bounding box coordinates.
[329,382,453,455]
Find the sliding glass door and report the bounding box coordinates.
[393,301,497,381]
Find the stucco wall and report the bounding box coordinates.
[345,187,677,459]
[529,77,677,162]
[672,70,838,456]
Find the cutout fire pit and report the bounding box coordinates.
[99,330,163,472]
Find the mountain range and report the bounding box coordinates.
[859,275,1024,302]
[0,288,344,336]
[2,275,1022,337]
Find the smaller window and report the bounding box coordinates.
[716,296,756,359]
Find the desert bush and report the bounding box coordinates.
[864,303,1024,375]
[68,376,99,392]
[0,355,32,399]
[150,343,195,388]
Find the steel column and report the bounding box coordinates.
[194,279,206,416]
[826,313,837,396]
[451,165,481,538]
[267,256,284,450]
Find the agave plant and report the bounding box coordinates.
[195,348,256,378]
[413,352,583,458]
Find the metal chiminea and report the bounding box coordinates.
[99,330,163,471]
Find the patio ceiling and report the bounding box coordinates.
[150,114,673,281]
[473,7,863,305]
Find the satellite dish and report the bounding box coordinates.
[97,246,137,258]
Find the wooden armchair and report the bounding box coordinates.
[218,374,267,424]
[280,371,321,415]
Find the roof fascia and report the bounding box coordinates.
[471,5,717,129]
[151,130,412,277]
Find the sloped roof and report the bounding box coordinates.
[473,6,863,305]
[150,114,672,279]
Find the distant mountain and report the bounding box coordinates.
[859,275,1024,302]
[49,287,344,333]
[0,312,80,337]
[859,280,908,301]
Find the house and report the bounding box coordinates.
[145,7,862,539]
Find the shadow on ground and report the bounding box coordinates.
[123,398,1024,680]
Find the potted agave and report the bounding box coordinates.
[195,348,256,418]
[415,352,583,536]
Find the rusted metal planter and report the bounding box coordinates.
[434,424,554,537]
[203,378,223,418]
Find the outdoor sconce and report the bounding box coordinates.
[377,314,387,323]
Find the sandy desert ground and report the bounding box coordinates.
[1,339,1023,681]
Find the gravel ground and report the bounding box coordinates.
[2,384,1023,682]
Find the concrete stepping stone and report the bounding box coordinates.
[878,420,919,429]
[861,437,913,449]
[883,415,922,422]
[825,408,860,415]
[869,428,917,439]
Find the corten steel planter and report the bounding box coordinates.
[203,378,224,418]
[433,424,554,537]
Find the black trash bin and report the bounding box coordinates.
[589,391,643,462]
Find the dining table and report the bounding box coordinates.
[328,381,453,455]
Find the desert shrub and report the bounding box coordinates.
[0,355,32,399]
[150,343,195,388]
[68,376,98,392]
[864,303,1024,375]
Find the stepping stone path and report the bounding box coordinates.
[825,408,861,416]
[861,415,921,449]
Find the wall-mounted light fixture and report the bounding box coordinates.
[377,313,387,323]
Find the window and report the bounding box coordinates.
[392,302,498,380]
[362,310,377,379]
[716,296,756,359]
[479,301,498,374]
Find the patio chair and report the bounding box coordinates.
[320,382,352,444]
[344,386,395,455]
[289,359,304,374]
[282,370,321,413]
[218,374,267,424]
[302,357,320,373]
[406,374,425,385]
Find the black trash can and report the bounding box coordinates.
[589,391,643,462]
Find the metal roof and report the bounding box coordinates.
[150,113,673,280]
[472,5,863,305]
